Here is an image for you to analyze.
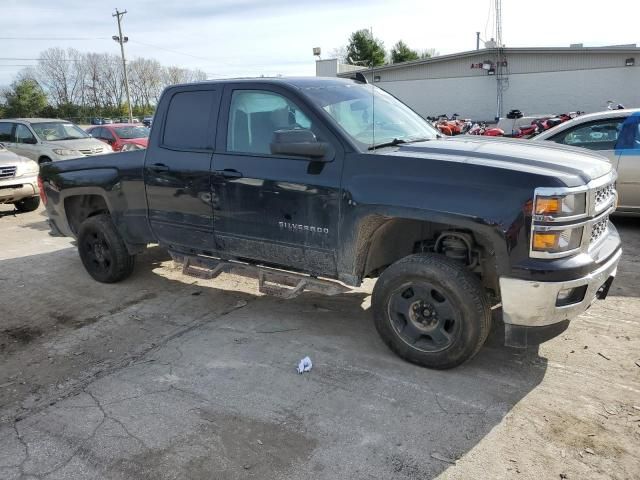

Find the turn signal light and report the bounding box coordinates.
[37,175,47,205]
[534,197,560,215]
[532,232,558,250]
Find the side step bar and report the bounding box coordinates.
[169,252,350,299]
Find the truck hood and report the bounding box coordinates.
[41,138,109,152]
[383,136,611,186]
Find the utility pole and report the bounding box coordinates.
[494,0,507,121]
[112,9,133,123]
[476,32,480,50]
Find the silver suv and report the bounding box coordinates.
[0,118,112,164]
[0,143,40,212]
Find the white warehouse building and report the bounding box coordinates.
[316,45,640,121]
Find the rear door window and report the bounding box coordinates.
[0,123,14,142]
[15,124,36,144]
[162,90,220,150]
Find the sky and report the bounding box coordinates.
[0,0,639,86]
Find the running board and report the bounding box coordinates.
[169,252,349,299]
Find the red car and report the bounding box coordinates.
[86,123,149,152]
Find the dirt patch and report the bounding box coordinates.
[110,411,317,479]
[108,292,158,315]
[1,326,43,345]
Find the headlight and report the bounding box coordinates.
[52,148,79,156]
[532,226,583,254]
[16,160,39,177]
[534,193,586,218]
[533,192,587,218]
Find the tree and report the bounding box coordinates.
[390,41,419,64]
[4,78,48,117]
[420,48,439,59]
[345,29,386,67]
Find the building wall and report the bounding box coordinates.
[329,49,640,120]
[375,65,640,121]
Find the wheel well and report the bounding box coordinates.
[38,156,52,165]
[64,195,110,235]
[360,217,499,294]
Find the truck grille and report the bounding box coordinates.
[0,166,17,178]
[79,147,104,156]
[590,215,609,245]
[594,183,615,210]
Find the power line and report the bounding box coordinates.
[0,58,77,61]
[0,37,108,40]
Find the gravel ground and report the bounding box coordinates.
[0,204,638,480]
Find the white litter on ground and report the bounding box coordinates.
[297,356,312,374]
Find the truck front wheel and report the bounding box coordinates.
[372,254,491,369]
[77,214,135,283]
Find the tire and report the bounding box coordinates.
[77,214,135,283]
[372,254,491,369]
[14,196,40,213]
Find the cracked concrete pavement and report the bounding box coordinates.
[1,205,639,479]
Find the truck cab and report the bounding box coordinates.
[39,77,622,369]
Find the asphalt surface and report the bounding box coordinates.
[0,205,638,479]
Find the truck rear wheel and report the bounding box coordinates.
[77,214,135,283]
[372,254,491,369]
[14,196,40,212]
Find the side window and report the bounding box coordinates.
[226,90,314,155]
[163,90,218,150]
[102,128,115,141]
[0,123,14,142]
[90,127,103,139]
[15,124,36,144]
[551,119,625,151]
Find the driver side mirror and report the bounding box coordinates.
[24,137,37,145]
[270,129,332,161]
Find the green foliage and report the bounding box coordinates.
[420,48,438,59]
[345,29,386,67]
[390,41,420,64]
[4,79,48,118]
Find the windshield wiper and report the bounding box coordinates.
[368,137,433,150]
[368,138,407,150]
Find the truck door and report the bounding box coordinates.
[211,84,344,276]
[13,124,40,161]
[144,86,221,253]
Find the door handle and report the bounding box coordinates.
[149,163,170,172]
[214,169,243,178]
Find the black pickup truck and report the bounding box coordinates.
[39,77,622,369]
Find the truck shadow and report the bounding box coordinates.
[0,245,549,479]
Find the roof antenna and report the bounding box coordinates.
[370,26,376,152]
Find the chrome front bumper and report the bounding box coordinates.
[0,176,38,204]
[499,248,622,327]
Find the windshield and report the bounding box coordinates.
[302,83,438,150]
[114,126,150,139]
[31,122,89,141]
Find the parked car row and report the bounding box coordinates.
[91,116,142,125]
[86,124,150,152]
[0,105,636,216]
[0,118,112,164]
